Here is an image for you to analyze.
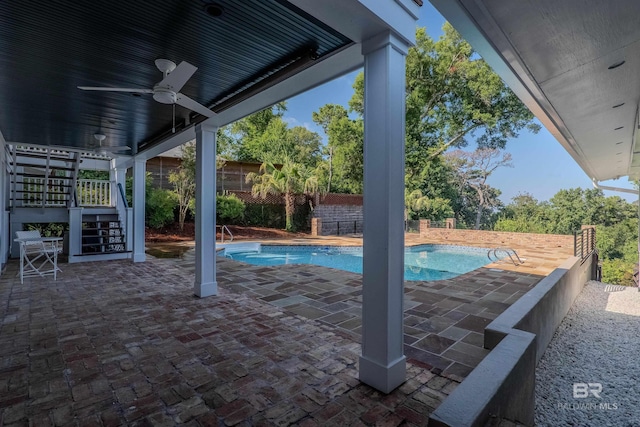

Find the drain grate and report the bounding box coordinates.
[604,284,627,292]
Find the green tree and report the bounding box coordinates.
[246,160,319,232]
[495,188,639,286]
[312,104,363,193]
[349,23,538,206]
[445,148,512,229]
[168,168,193,232]
[224,102,323,168]
[494,193,551,234]
[405,189,454,221]
[231,103,287,161]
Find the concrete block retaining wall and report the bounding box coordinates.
[312,205,363,236]
[429,254,595,427]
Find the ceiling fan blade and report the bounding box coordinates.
[158,61,197,92]
[176,93,216,118]
[102,146,131,151]
[78,86,153,93]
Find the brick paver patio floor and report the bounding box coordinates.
[0,259,457,426]
[0,235,571,426]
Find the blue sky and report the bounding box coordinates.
[284,3,637,204]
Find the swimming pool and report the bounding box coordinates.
[224,244,497,281]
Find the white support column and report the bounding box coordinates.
[132,158,146,263]
[194,123,218,297]
[359,31,410,393]
[0,137,7,267]
[109,159,123,208]
[67,207,83,263]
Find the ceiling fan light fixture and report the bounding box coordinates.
[94,133,106,142]
[153,88,177,104]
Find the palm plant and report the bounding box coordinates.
[246,159,318,231]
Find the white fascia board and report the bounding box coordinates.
[429,0,600,182]
[79,158,111,171]
[290,0,419,46]
[136,124,198,161]
[214,44,363,127]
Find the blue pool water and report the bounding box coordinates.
[225,244,495,281]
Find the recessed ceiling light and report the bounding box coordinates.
[608,60,626,70]
[614,126,624,130]
[613,103,625,108]
[204,3,224,17]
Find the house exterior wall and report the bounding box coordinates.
[145,157,264,193]
[146,157,181,190]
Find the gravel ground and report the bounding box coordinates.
[535,281,640,427]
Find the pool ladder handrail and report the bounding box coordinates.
[220,225,233,243]
[488,247,524,266]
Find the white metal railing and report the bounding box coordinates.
[22,177,67,207]
[77,179,112,207]
[220,225,234,243]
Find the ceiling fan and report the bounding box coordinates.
[78,59,216,119]
[91,133,131,156]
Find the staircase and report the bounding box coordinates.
[7,144,133,263]
[79,210,130,256]
[8,145,80,208]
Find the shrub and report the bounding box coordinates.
[146,188,177,229]
[242,204,285,228]
[25,223,68,237]
[217,194,245,223]
[601,258,636,286]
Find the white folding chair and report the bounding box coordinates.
[14,230,62,284]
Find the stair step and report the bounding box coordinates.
[82,217,120,222]
[82,227,123,231]
[82,234,124,239]
[82,242,125,248]
[76,250,132,256]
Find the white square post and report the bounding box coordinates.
[132,158,146,263]
[359,31,410,393]
[194,123,218,297]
